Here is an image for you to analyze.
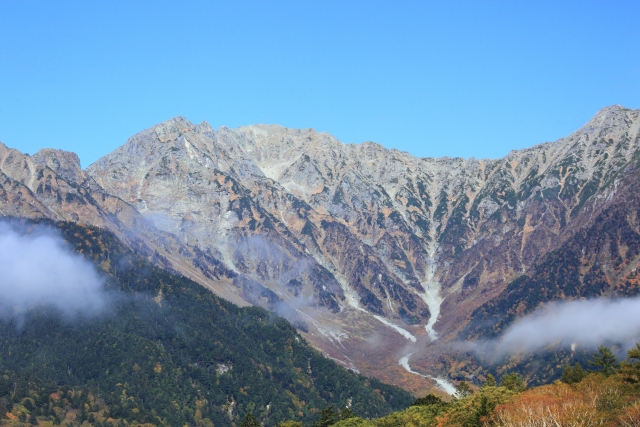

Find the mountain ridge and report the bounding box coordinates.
[2,104,639,394]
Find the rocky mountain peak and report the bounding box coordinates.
[32,148,84,183]
[576,104,639,138]
[150,116,196,142]
[196,120,213,133]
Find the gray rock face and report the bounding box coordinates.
[3,105,640,394]
[0,141,244,306]
[87,105,640,325]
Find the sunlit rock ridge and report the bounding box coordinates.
[2,105,640,393]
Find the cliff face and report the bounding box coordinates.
[0,141,244,306]
[3,105,640,394]
[0,143,132,226]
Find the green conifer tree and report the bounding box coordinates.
[483,374,496,387]
[240,413,260,427]
[312,405,338,427]
[339,407,355,420]
[500,373,526,392]
[455,381,472,398]
[412,393,444,406]
[473,395,493,427]
[561,363,587,384]
[620,343,640,385]
[589,345,619,376]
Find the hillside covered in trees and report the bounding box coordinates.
[0,219,413,427]
[4,338,640,426]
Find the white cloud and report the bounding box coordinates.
[486,296,640,356]
[0,222,110,319]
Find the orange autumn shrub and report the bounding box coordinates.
[618,401,640,427]
[492,385,603,426]
[491,375,635,427]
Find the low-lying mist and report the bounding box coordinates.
[0,221,111,320]
[466,296,640,358]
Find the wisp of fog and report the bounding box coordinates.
[0,222,110,319]
[472,296,640,358]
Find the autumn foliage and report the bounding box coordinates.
[492,377,624,426]
[330,368,640,427]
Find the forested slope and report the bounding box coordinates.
[0,219,413,427]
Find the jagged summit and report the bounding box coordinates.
[32,148,83,182]
[576,104,639,137]
[92,104,637,175]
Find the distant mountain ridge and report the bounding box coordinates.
[2,105,639,393]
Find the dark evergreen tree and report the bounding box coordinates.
[312,405,338,427]
[483,374,496,387]
[239,413,260,427]
[472,394,494,427]
[500,373,526,392]
[589,345,619,376]
[339,407,355,420]
[560,363,587,384]
[412,393,444,407]
[455,381,472,398]
[620,343,640,385]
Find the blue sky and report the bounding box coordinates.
[1,1,638,167]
